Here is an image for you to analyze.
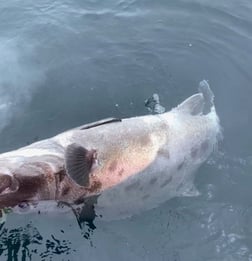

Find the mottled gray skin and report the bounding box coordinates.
[0,89,221,221]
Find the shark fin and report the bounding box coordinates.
[177,80,215,116]
[65,144,96,187]
[176,93,204,116]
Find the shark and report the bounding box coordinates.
[0,81,221,228]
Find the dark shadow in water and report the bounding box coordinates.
[0,222,76,261]
[70,194,100,242]
[39,233,73,261]
[0,195,100,260]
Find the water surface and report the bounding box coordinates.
[0,0,252,260]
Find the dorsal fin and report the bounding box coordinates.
[76,118,121,130]
[176,81,215,116]
[176,93,204,115]
[65,144,96,186]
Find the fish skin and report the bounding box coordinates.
[0,88,221,222]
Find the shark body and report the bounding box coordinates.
[0,83,221,224]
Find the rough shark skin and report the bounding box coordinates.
[0,83,221,224]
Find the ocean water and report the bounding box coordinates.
[0,0,252,260]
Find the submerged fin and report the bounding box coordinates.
[76,118,121,130]
[65,143,96,186]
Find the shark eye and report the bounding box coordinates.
[18,202,30,212]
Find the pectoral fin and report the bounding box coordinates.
[65,143,96,187]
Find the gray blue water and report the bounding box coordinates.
[0,0,252,260]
